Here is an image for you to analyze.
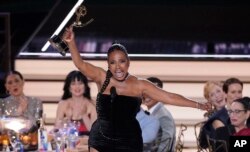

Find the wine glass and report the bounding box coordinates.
[7,129,17,145]
[53,129,65,152]
[7,129,24,152]
[34,105,43,120]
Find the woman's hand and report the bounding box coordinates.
[16,96,28,115]
[198,102,212,111]
[62,26,74,43]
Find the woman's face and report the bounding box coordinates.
[226,83,243,105]
[229,102,249,127]
[108,50,130,81]
[5,74,24,96]
[70,78,85,97]
[208,85,226,110]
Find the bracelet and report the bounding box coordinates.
[196,102,200,109]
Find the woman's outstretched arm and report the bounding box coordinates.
[140,80,210,110]
[62,26,104,83]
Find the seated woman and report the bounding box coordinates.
[0,70,43,132]
[216,96,250,137]
[230,97,250,135]
[54,70,97,136]
[203,81,227,118]
[0,71,43,151]
[198,81,227,149]
[214,97,250,151]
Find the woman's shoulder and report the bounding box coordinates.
[26,96,42,103]
[58,99,70,106]
[86,99,96,106]
[80,98,95,106]
[209,108,228,120]
[129,76,152,88]
[2,95,11,100]
[235,128,250,136]
[130,75,147,82]
[85,99,96,111]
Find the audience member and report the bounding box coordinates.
[213,77,243,128]
[143,77,176,152]
[199,81,227,149]
[203,81,226,118]
[199,78,243,149]
[215,97,250,151]
[0,70,43,132]
[223,78,243,109]
[136,107,160,152]
[230,97,250,135]
[55,70,97,136]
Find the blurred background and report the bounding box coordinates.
[1,0,250,61]
[1,1,250,151]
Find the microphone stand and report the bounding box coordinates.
[110,86,117,151]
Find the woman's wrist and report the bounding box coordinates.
[196,102,201,110]
[196,102,211,111]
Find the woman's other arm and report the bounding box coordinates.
[212,120,225,129]
[140,80,209,110]
[54,101,65,128]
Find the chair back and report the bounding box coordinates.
[175,124,187,152]
[206,136,228,152]
[144,137,174,152]
[194,121,209,152]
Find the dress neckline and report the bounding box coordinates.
[101,93,139,99]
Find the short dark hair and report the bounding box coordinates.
[233,97,250,110]
[5,70,24,83]
[222,77,243,93]
[62,70,91,100]
[147,77,163,88]
[234,97,250,127]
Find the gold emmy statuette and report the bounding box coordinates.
[49,5,94,56]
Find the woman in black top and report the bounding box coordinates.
[62,26,210,152]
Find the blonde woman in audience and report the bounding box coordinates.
[198,81,227,149]
[55,70,97,135]
[212,77,244,128]
[203,81,227,118]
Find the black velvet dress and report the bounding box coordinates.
[89,94,143,152]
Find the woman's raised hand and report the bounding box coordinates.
[62,26,75,43]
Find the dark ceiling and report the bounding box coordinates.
[1,0,250,56]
